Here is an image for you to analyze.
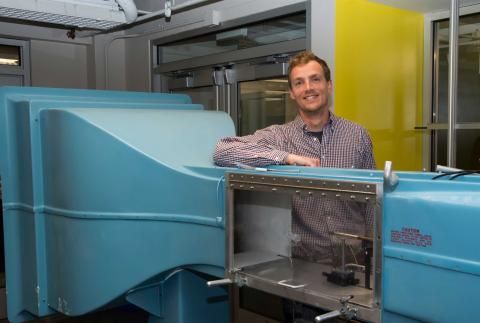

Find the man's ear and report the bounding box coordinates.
[327,80,333,94]
[289,89,295,100]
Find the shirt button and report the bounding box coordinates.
[313,137,317,141]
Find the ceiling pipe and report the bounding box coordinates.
[116,0,138,23]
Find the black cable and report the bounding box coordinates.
[431,172,455,180]
[449,170,480,180]
[432,170,480,180]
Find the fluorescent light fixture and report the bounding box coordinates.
[0,58,19,65]
[0,0,131,30]
[264,90,289,94]
[265,79,289,83]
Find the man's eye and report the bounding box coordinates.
[294,81,303,87]
[312,77,321,82]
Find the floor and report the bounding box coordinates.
[0,306,149,323]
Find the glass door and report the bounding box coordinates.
[432,13,480,170]
[233,57,297,136]
[238,78,296,136]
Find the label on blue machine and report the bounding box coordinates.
[390,227,432,247]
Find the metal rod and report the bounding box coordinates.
[315,310,341,322]
[206,278,232,287]
[341,239,346,272]
[447,0,459,167]
[333,231,374,242]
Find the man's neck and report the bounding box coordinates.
[299,108,330,132]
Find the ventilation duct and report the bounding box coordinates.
[0,0,137,30]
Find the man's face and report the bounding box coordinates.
[289,61,332,115]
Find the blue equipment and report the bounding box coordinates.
[0,87,479,323]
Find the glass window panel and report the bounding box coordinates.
[432,129,480,170]
[0,45,20,66]
[238,78,296,136]
[435,14,480,123]
[159,13,306,64]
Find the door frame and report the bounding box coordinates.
[423,4,480,170]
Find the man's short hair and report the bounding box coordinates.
[288,51,331,88]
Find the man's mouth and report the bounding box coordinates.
[303,94,318,101]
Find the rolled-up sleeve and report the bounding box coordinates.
[213,126,290,167]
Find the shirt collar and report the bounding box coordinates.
[293,111,338,133]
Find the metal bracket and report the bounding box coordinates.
[165,0,172,18]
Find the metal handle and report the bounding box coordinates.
[314,310,341,322]
[206,278,232,287]
[384,161,399,191]
[277,280,305,289]
[212,69,224,112]
[225,84,231,115]
[224,68,235,116]
[214,86,220,111]
[314,295,357,322]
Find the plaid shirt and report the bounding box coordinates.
[214,113,375,169]
[214,112,376,263]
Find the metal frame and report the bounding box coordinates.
[0,38,30,86]
[150,2,307,50]
[224,172,383,323]
[447,0,459,167]
[150,2,307,84]
[153,39,304,75]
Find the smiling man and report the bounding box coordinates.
[214,51,375,169]
[213,51,376,322]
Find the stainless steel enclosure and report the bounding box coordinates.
[159,59,296,133]
[225,172,383,323]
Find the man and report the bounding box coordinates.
[214,51,375,170]
[214,51,375,322]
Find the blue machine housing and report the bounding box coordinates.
[0,87,480,323]
[0,87,233,322]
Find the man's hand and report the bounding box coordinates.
[285,154,320,167]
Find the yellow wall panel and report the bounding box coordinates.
[335,0,424,170]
